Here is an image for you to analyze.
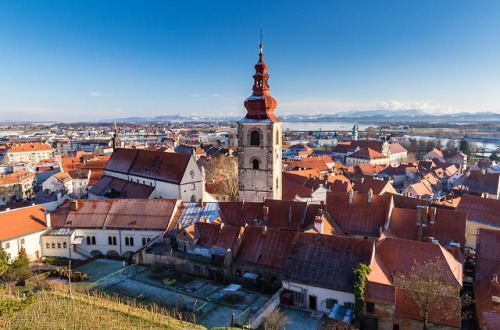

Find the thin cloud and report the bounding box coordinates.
[90,92,101,97]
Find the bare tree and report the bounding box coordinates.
[400,258,461,330]
[263,307,290,330]
[203,155,238,201]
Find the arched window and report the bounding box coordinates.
[112,236,117,245]
[250,130,260,146]
[276,130,280,144]
[86,236,91,245]
[253,159,260,170]
[63,242,67,248]
[129,237,134,246]
[108,236,112,245]
[191,194,196,202]
[92,236,96,245]
[125,237,130,246]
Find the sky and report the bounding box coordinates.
[1,1,500,122]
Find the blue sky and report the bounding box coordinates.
[1,1,500,122]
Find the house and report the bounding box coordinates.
[385,206,466,259]
[89,148,205,202]
[423,149,467,169]
[388,143,408,167]
[365,237,462,329]
[281,233,373,313]
[456,194,500,251]
[403,180,434,200]
[0,205,48,261]
[4,143,55,164]
[0,170,36,203]
[345,148,390,166]
[352,177,397,196]
[42,171,74,196]
[43,199,179,260]
[325,191,394,239]
[473,228,500,329]
[463,171,500,199]
[233,226,298,292]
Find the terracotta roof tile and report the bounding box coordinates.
[456,193,500,225]
[0,205,47,240]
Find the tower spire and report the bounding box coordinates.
[243,41,280,122]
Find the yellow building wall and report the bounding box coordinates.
[466,220,500,250]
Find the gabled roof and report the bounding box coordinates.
[283,233,373,292]
[386,193,430,209]
[54,171,73,183]
[88,176,154,199]
[464,171,500,195]
[374,237,462,287]
[387,207,466,249]
[105,148,192,184]
[388,143,407,154]
[0,205,47,240]
[326,191,392,237]
[357,163,389,176]
[219,201,264,227]
[51,199,178,230]
[194,222,242,252]
[235,226,298,271]
[456,193,500,225]
[284,158,329,171]
[265,199,308,229]
[352,177,395,195]
[348,147,388,160]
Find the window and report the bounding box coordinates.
[92,236,96,245]
[4,242,9,249]
[147,238,151,243]
[52,243,55,248]
[129,237,134,246]
[326,298,338,309]
[113,236,117,245]
[108,236,112,245]
[250,130,260,146]
[252,159,260,170]
[63,242,67,248]
[191,195,196,202]
[344,302,355,310]
[293,291,303,303]
[125,237,129,246]
[46,242,50,249]
[57,242,61,249]
[20,238,25,245]
[276,130,280,144]
[87,236,91,245]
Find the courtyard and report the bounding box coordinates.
[73,258,271,328]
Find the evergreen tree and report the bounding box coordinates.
[2,248,31,282]
[459,139,471,156]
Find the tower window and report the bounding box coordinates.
[256,79,262,87]
[253,159,260,170]
[276,130,280,144]
[250,130,260,146]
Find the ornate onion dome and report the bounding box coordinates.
[243,44,280,122]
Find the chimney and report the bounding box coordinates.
[198,199,204,208]
[417,194,421,200]
[450,242,460,260]
[70,200,78,212]
[219,222,225,233]
[314,216,323,234]
[348,189,354,204]
[241,200,245,210]
[319,200,325,208]
[288,206,292,223]
[45,212,51,228]
[361,177,364,184]
[492,274,498,284]
[430,207,436,225]
[368,189,373,203]
[263,206,269,220]
[262,226,267,235]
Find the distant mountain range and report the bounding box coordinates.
[100,110,500,123]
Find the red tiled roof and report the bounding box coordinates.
[352,177,395,195]
[282,174,312,201]
[475,228,500,280]
[265,199,308,229]
[388,143,407,154]
[235,226,298,271]
[357,163,388,176]
[326,191,392,237]
[376,237,462,287]
[348,147,388,160]
[7,143,54,152]
[0,205,47,240]
[54,171,73,183]
[195,222,242,252]
[285,158,329,171]
[387,207,466,248]
[219,202,264,227]
[51,199,177,230]
[88,176,155,199]
[456,193,500,225]
[283,233,374,292]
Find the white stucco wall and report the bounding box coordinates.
[3,230,45,261]
[282,280,355,314]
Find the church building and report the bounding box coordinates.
[237,44,282,202]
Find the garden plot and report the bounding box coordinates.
[74,259,126,282]
[279,306,327,330]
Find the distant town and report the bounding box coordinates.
[2,46,500,330]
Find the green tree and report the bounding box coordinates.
[353,263,371,327]
[0,241,8,278]
[459,139,471,156]
[2,248,31,282]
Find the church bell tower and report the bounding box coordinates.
[237,43,282,202]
